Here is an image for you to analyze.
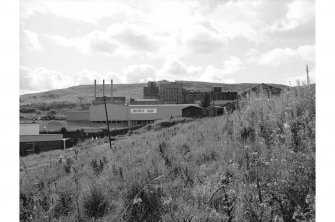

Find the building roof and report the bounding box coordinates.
[128,104,199,107]
[132,99,160,101]
[182,105,204,110]
[241,83,283,94]
[210,100,237,106]
[20,134,63,142]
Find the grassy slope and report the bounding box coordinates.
[20,85,314,222]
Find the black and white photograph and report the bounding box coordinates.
[11,0,323,221]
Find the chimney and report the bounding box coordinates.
[103,79,105,98]
[111,79,113,99]
[94,80,96,99]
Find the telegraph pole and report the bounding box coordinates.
[306,64,310,86]
[103,80,112,149]
[212,89,215,117]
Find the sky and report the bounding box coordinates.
[20,0,315,94]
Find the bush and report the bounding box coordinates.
[53,190,74,218]
[123,182,163,222]
[82,185,109,219]
[20,107,36,113]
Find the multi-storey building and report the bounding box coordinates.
[183,90,206,104]
[143,81,159,99]
[159,81,184,104]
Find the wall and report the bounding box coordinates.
[182,106,205,117]
[66,111,90,121]
[20,140,64,156]
[20,124,40,135]
[20,134,63,142]
[89,103,128,122]
[128,104,197,121]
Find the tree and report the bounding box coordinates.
[201,92,211,108]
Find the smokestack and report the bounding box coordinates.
[103,79,105,97]
[111,79,113,99]
[94,80,96,99]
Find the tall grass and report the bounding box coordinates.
[20,85,315,221]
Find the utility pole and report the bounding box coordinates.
[306,64,310,86]
[212,89,215,117]
[103,80,112,149]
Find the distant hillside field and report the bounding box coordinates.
[20,85,315,221]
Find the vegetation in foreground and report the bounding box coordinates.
[20,85,315,222]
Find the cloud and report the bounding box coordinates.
[20,66,128,94]
[207,0,267,42]
[269,0,315,32]
[123,64,157,83]
[249,45,315,67]
[73,70,125,85]
[180,25,227,54]
[158,59,202,81]
[297,45,315,61]
[258,48,299,67]
[20,1,133,24]
[21,29,44,52]
[197,56,243,83]
[48,23,163,57]
[20,66,72,93]
[222,56,244,74]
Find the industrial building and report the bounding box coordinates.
[20,123,67,156]
[159,81,184,104]
[129,98,163,105]
[213,88,238,100]
[89,103,197,126]
[143,81,159,99]
[67,80,199,126]
[240,83,283,100]
[183,90,206,104]
[182,106,206,118]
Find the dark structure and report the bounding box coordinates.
[222,101,238,114]
[213,90,238,100]
[144,81,159,99]
[206,106,224,116]
[213,87,222,93]
[130,98,163,105]
[20,134,66,156]
[159,81,183,104]
[182,106,205,118]
[183,90,206,104]
[93,96,126,105]
[240,83,283,99]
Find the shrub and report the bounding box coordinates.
[20,192,34,221]
[123,180,163,222]
[20,107,36,113]
[90,159,105,175]
[82,185,109,219]
[63,157,74,174]
[53,190,74,218]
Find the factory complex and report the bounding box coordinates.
[67,80,283,127]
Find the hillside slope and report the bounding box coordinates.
[20,85,315,222]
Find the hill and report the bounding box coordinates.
[20,81,288,105]
[19,81,288,119]
[20,85,315,221]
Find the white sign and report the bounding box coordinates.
[131,108,157,114]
